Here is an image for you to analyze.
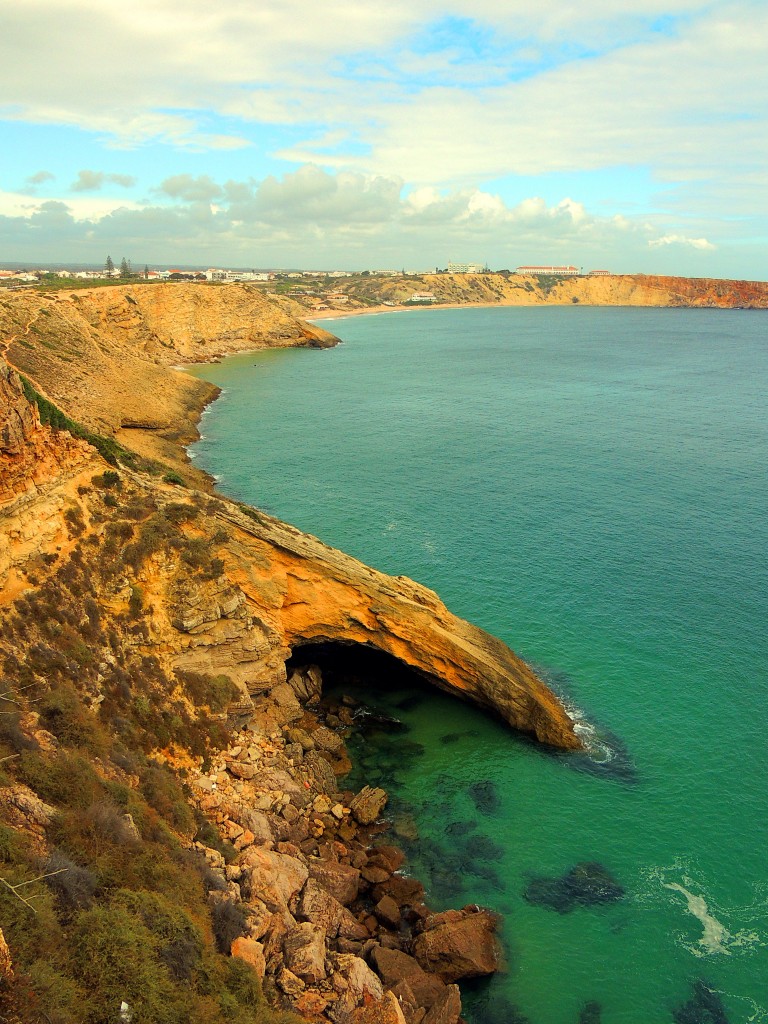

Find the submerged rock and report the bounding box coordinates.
[523,862,624,913]
[578,1000,603,1024]
[673,980,730,1024]
[468,780,501,815]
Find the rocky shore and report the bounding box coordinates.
[0,286,581,1022]
[185,664,501,1023]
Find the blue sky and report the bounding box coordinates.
[1,0,766,276]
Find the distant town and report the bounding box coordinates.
[0,259,612,292]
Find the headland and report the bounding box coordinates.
[0,282,581,1024]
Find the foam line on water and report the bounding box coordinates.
[664,882,733,955]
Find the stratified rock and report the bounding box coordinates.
[412,907,500,982]
[287,665,323,704]
[282,921,326,984]
[350,786,388,825]
[523,862,624,914]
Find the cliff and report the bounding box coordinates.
[0,283,338,483]
[0,353,578,749]
[0,341,576,1023]
[275,271,768,316]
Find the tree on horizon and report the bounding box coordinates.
[105,255,114,277]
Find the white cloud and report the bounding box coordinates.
[649,234,716,250]
[71,170,138,192]
[0,165,709,272]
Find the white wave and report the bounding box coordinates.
[565,704,617,764]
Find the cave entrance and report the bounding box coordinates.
[286,640,436,709]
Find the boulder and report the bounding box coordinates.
[370,946,446,1008]
[269,682,303,721]
[296,878,344,936]
[375,894,402,929]
[312,725,344,754]
[283,921,327,984]
[423,985,462,1024]
[303,750,338,795]
[350,786,388,825]
[328,952,384,1013]
[239,810,274,847]
[351,991,408,1024]
[230,937,266,979]
[412,907,500,983]
[291,990,330,1018]
[240,846,308,912]
[372,874,426,908]
[369,845,406,874]
[287,665,323,704]
[277,966,305,996]
[309,860,360,906]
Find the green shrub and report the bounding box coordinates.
[18,750,105,809]
[211,899,248,954]
[38,683,106,754]
[141,764,195,836]
[178,672,239,712]
[70,904,183,1023]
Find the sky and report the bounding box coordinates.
[1,0,766,276]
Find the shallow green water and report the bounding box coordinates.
[189,307,768,1023]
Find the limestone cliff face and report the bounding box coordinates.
[0,284,338,478]
[0,362,98,598]
[174,503,581,749]
[280,272,768,315]
[0,352,580,749]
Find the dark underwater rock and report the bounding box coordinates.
[445,820,477,838]
[673,980,730,1024]
[579,1000,603,1024]
[466,834,504,862]
[468,780,501,815]
[523,861,624,913]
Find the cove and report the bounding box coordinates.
[188,306,768,1023]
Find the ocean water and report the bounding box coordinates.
[188,307,768,1024]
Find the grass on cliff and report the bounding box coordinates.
[0,536,299,1024]
[19,374,133,467]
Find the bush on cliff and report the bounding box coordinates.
[0,545,301,1024]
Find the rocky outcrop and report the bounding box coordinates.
[0,362,38,456]
[0,363,97,594]
[412,907,500,982]
[199,502,580,748]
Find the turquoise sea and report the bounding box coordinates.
[188,307,768,1024]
